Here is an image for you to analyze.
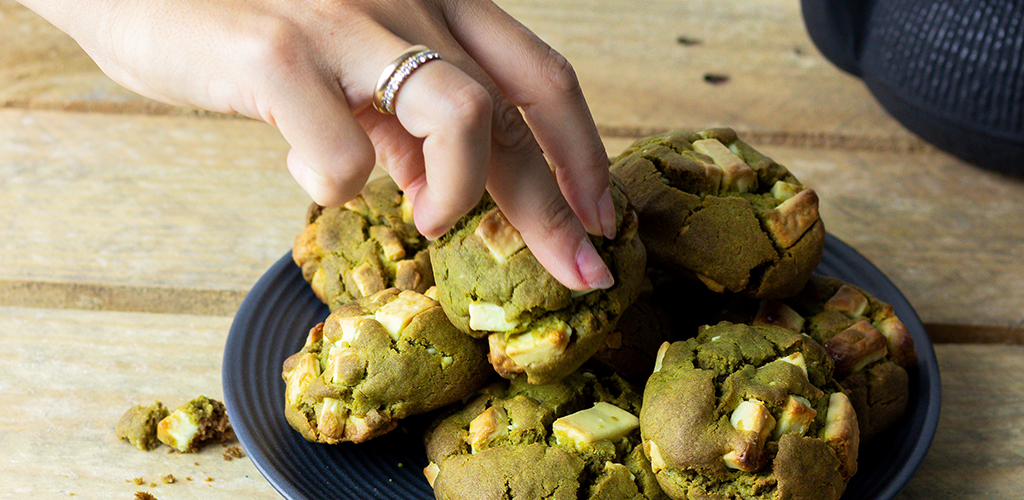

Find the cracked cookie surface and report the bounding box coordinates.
[292,176,433,311]
[641,322,858,500]
[430,175,647,385]
[610,128,824,299]
[423,370,667,500]
[281,288,490,444]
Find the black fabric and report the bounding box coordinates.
[802,0,1024,174]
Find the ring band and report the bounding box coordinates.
[372,45,442,114]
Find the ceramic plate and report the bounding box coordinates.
[223,234,941,499]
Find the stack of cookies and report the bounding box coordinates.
[280,128,917,500]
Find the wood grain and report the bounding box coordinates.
[0,306,279,499]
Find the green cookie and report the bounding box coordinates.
[423,371,667,500]
[430,175,646,385]
[641,322,859,500]
[293,176,433,311]
[281,288,490,444]
[738,275,918,441]
[610,128,825,299]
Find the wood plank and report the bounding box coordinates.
[899,343,1024,499]
[3,109,1024,338]
[0,306,278,499]
[1,307,1019,498]
[0,108,307,294]
[1,0,920,146]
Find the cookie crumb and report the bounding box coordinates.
[205,477,214,482]
[160,474,176,484]
[132,478,145,485]
[222,445,244,461]
[134,493,157,500]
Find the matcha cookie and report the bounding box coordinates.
[610,128,825,299]
[292,176,433,311]
[116,401,169,451]
[281,288,490,444]
[423,371,667,500]
[430,175,647,385]
[641,322,859,500]
[741,275,918,441]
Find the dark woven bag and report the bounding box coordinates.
[802,0,1024,174]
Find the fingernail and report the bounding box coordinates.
[575,238,615,290]
[598,187,617,240]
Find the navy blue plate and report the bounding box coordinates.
[223,233,940,499]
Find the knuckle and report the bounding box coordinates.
[536,195,579,236]
[443,81,493,128]
[538,45,582,95]
[492,100,537,155]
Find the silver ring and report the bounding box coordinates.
[372,45,442,114]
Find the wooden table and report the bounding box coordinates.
[2,0,1022,498]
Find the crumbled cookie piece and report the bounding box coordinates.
[222,445,245,461]
[116,401,169,451]
[156,396,232,452]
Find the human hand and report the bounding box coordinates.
[21,0,615,290]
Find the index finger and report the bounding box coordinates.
[446,0,616,240]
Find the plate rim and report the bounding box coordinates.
[223,233,941,499]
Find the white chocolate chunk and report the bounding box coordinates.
[350,262,385,298]
[284,352,321,406]
[343,195,368,214]
[325,315,368,345]
[764,188,820,248]
[723,400,776,471]
[692,138,756,193]
[370,225,406,261]
[423,462,440,487]
[824,285,870,317]
[374,290,435,340]
[779,352,809,378]
[474,208,526,263]
[317,397,348,441]
[466,406,509,452]
[327,344,363,384]
[503,322,571,367]
[156,411,200,452]
[653,342,670,373]
[553,402,640,446]
[753,300,805,332]
[423,286,438,300]
[645,440,666,473]
[730,400,776,436]
[824,392,860,479]
[773,395,817,439]
[771,180,803,201]
[399,194,415,225]
[468,301,518,332]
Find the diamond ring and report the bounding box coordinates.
[372,45,442,114]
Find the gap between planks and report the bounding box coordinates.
[3,278,1022,344]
